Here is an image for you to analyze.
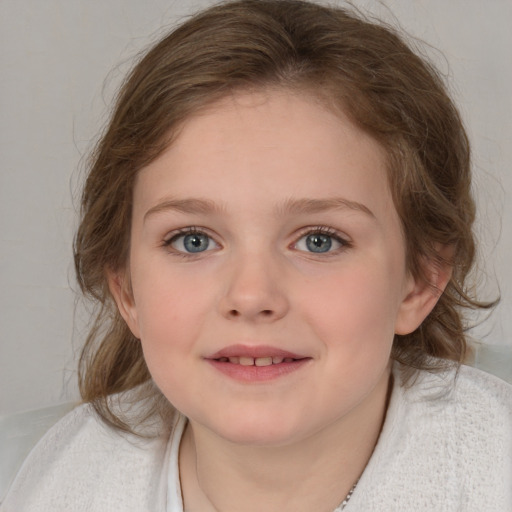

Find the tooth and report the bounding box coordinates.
[239,356,255,366]
[228,357,240,364]
[255,357,273,367]
[272,356,284,364]
[283,358,294,363]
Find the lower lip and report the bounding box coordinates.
[206,359,311,382]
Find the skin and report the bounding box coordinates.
[109,90,448,512]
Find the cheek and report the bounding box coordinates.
[130,263,214,362]
[132,277,210,409]
[299,262,403,352]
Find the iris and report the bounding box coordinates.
[182,233,210,253]
[306,233,332,253]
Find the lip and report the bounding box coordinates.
[205,344,311,383]
[207,344,307,360]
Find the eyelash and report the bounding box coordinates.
[162,227,218,256]
[162,225,351,257]
[293,226,351,254]
[163,227,203,245]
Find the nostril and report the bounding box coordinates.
[228,309,273,318]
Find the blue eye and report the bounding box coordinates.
[295,229,346,254]
[167,231,216,253]
[305,233,332,253]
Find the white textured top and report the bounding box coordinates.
[2,364,511,512]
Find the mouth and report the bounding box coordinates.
[206,345,310,382]
[214,356,299,366]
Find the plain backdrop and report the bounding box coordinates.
[1,0,511,415]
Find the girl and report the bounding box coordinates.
[3,1,511,510]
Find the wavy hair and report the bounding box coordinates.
[74,0,492,433]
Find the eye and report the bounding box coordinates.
[294,228,348,254]
[165,229,218,254]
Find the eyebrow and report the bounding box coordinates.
[143,196,375,222]
[144,198,225,222]
[277,197,375,218]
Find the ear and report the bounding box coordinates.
[106,268,141,339]
[394,250,453,335]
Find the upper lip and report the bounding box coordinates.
[207,344,308,360]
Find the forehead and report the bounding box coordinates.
[134,89,393,221]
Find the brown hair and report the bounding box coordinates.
[74,0,491,432]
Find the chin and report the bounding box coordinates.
[205,411,314,447]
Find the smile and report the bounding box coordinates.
[215,356,297,366]
[206,345,311,382]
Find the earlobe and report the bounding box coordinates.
[394,256,453,335]
[106,269,141,339]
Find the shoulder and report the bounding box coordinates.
[403,363,512,449]
[407,364,511,455]
[404,362,512,418]
[349,364,512,512]
[1,402,178,512]
[456,363,512,406]
[402,365,512,505]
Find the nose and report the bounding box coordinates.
[218,250,289,323]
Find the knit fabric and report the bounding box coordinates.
[342,364,512,511]
[2,364,511,511]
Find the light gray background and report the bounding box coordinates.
[1,0,511,415]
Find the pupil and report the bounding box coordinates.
[184,233,209,252]
[306,234,332,253]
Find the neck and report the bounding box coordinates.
[180,370,392,512]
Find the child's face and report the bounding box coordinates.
[112,90,425,446]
